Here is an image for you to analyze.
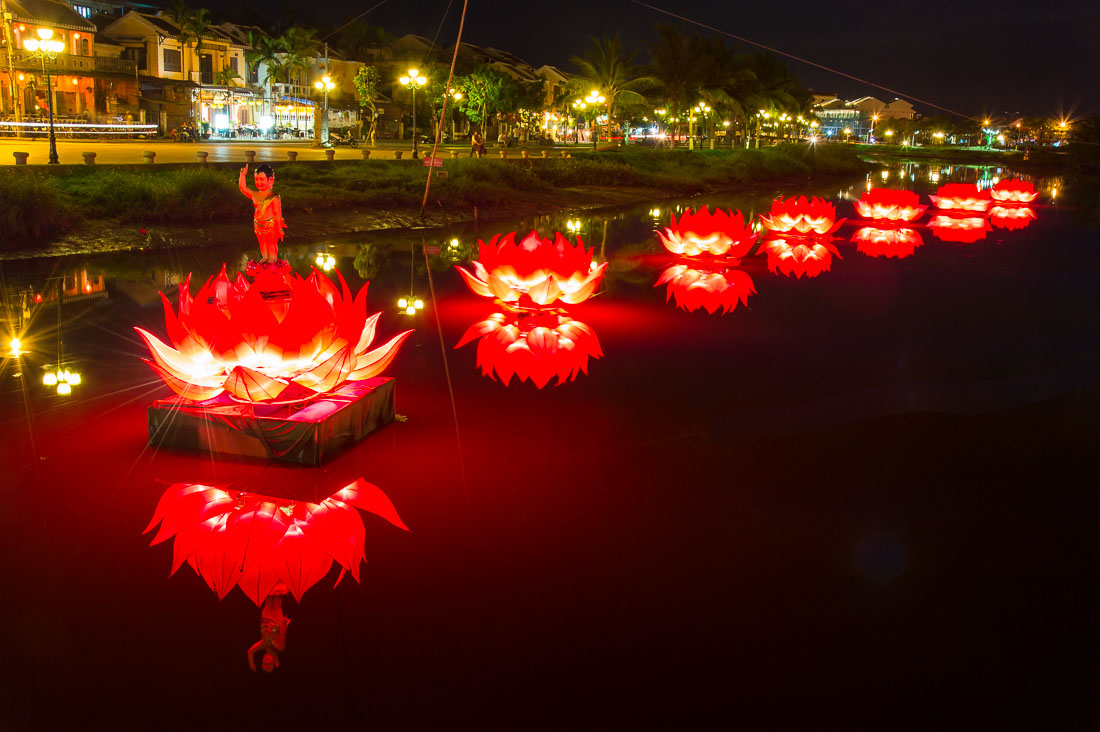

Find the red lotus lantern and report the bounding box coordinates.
[134,266,411,403]
[927,215,992,243]
[455,231,607,307]
[657,207,757,258]
[655,263,756,314]
[989,178,1039,204]
[759,196,845,235]
[928,183,992,213]
[989,205,1037,230]
[762,237,841,278]
[853,188,927,222]
[144,478,409,605]
[455,309,602,388]
[851,226,923,258]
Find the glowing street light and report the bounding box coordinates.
[313,74,335,146]
[22,29,66,164]
[584,90,605,150]
[399,68,427,158]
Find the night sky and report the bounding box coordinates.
[223,0,1098,119]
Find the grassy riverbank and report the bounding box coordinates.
[0,144,868,250]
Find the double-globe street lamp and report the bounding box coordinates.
[584,90,605,150]
[313,74,335,146]
[399,68,427,158]
[23,29,66,165]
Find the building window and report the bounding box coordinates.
[229,57,238,74]
[75,5,91,17]
[124,46,147,70]
[163,48,182,73]
[80,38,88,55]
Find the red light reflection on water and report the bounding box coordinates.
[927,215,993,243]
[655,262,756,314]
[851,227,924,259]
[454,308,603,388]
[762,237,841,278]
[989,205,1037,231]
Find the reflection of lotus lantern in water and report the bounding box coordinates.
[758,196,845,236]
[135,266,411,403]
[455,231,607,307]
[455,308,603,388]
[989,178,1039,204]
[851,227,924,258]
[762,237,841,278]
[853,188,927,222]
[144,479,408,605]
[928,183,992,213]
[657,207,757,258]
[989,205,1037,230]
[655,262,756,314]
[927,215,992,243]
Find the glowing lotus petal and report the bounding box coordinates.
[655,263,756,314]
[145,479,409,605]
[989,178,1039,203]
[927,215,992,243]
[851,227,924,258]
[928,183,992,213]
[759,196,845,235]
[455,309,602,388]
[455,231,607,306]
[762,237,840,278]
[853,188,927,222]
[136,266,411,403]
[989,205,1037,230]
[657,207,757,257]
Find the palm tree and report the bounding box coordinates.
[280,26,319,88]
[245,33,287,120]
[569,33,651,147]
[645,25,705,146]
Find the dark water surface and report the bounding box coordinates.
[1,163,1097,728]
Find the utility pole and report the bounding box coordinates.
[0,0,23,134]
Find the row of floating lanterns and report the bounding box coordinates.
[448,178,1044,385]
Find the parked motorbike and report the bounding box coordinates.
[327,129,358,148]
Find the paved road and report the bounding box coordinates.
[0,138,579,165]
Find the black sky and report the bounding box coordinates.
[220,0,1100,119]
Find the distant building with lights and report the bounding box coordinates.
[812,94,918,141]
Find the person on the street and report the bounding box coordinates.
[470,129,486,158]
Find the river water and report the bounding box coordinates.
[1,161,1095,728]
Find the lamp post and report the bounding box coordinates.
[313,74,334,146]
[23,28,65,165]
[399,68,426,158]
[869,114,879,144]
[572,98,586,144]
[585,90,604,150]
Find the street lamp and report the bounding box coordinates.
[399,68,427,158]
[23,29,66,165]
[585,90,605,150]
[870,114,879,143]
[689,102,710,150]
[313,74,335,146]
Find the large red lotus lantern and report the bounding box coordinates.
[762,237,841,278]
[135,266,411,403]
[989,205,1037,231]
[657,207,757,258]
[989,178,1039,204]
[851,227,924,259]
[927,215,992,243]
[655,263,756,314]
[759,196,845,235]
[455,231,607,307]
[455,309,602,388]
[928,183,992,213]
[145,478,408,605]
[853,188,927,222]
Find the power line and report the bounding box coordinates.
[629,0,971,119]
[320,0,391,42]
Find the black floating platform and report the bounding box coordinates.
[147,377,395,465]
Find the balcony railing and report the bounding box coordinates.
[95,57,136,73]
[10,50,135,75]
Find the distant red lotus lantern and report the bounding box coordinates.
[851,227,923,258]
[145,478,409,605]
[928,183,992,213]
[762,237,841,278]
[655,263,756,314]
[455,231,607,307]
[989,205,1037,230]
[134,266,411,403]
[455,309,602,388]
[989,178,1039,203]
[657,207,757,258]
[759,196,845,235]
[853,188,927,222]
[927,215,992,243]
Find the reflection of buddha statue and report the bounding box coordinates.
[249,584,290,673]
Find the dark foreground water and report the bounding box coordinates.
[1,162,1098,729]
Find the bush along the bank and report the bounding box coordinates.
[0,145,870,248]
